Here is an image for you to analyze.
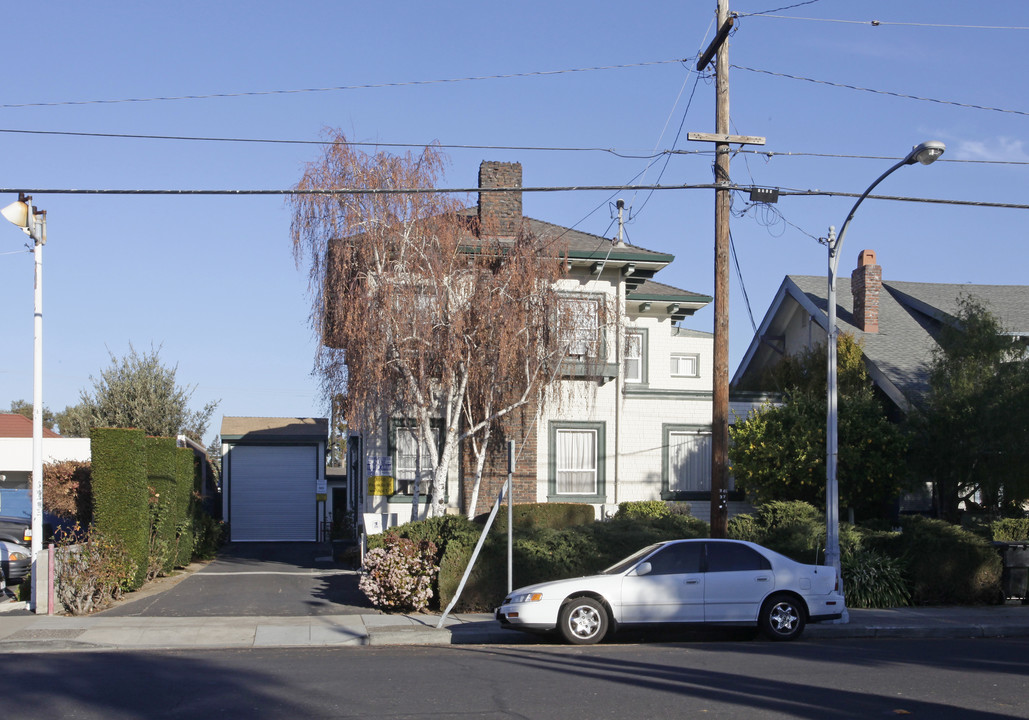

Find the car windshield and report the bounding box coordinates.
[601,543,664,575]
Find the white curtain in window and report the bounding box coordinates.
[669,432,712,492]
[625,332,642,382]
[557,429,597,494]
[396,426,438,495]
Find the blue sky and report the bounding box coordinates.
[1,1,1027,447]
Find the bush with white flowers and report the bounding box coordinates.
[359,534,438,612]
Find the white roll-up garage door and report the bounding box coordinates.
[230,445,317,541]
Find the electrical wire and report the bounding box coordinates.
[744,15,1029,30]
[728,227,758,334]
[732,64,1029,117]
[0,59,687,110]
[5,123,1026,167]
[2,184,1026,211]
[740,0,824,18]
[0,127,671,159]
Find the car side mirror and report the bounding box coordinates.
[635,561,653,577]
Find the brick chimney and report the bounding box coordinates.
[478,161,522,237]
[851,249,882,333]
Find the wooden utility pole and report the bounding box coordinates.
[691,0,764,538]
[710,0,732,539]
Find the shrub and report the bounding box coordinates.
[991,518,1029,543]
[91,428,149,590]
[359,534,438,612]
[843,548,910,608]
[192,515,224,560]
[43,460,93,525]
[54,524,136,615]
[616,501,669,519]
[865,515,1002,605]
[500,503,596,530]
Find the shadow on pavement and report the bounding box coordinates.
[99,542,376,618]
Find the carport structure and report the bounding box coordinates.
[221,417,328,542]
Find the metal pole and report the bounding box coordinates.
[507,440,514,595]
[30,210,44,613]
[823,143,942,617]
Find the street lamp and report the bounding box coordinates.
[2,193,47,614]
[824,141,945,612]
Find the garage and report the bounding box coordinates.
[221,417,328,542]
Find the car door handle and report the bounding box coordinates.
[685,579,700,584]
[755,576,771,582]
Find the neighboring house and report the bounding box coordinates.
[0,413,90,517]
[220,417,329,542]
[732,248,1029,417]
[349,161,748,526]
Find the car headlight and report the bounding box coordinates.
[509,592,544,604]
[7,550,27,562]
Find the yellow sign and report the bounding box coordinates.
[368,476,395,496]
[315,493,327,502]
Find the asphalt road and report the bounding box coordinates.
[100,542,375,617]
[8,637,1029,719]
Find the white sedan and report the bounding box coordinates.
[496,538,845,643]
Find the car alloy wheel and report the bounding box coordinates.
[558,597,609,645]
[760,593,806,641]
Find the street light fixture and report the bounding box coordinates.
[824,141,945,612]
[2,193,47,614]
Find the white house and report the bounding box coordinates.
[349,161,749,526]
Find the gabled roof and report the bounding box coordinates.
[732,275,1029,413]
[0,413,61,439]
[221,416,328,443]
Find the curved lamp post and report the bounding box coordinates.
[2,194,47,614]
[824,141,945,612]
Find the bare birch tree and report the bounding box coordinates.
[290,132,566,518]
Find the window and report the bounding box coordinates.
[668,430,712,493]
[559,296,600,358]
[670,353,699,378]
[625,330,644,383]
[556,428,597,494]
[393,423,440,496]
[644,542,703,575]
[549,421,606,500]
[706,542,771,573]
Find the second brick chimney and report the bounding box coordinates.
[478,161,522,237]
[851,249,882,333]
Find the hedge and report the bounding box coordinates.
[91,428,149,590]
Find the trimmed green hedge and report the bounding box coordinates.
[91,428,149,590]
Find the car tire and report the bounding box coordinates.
[558,597,609,645]
[759,593,806,641]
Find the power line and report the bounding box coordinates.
[726,149,1029,166]
[743,14,1029,30]
[740,0,823,18]
[6,125,1025,167]
[732,64,1029,117]
[0,59,688,110]
[0,127,674,159]
[2,183,1026,210]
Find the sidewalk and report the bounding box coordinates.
[2,600,1027,653]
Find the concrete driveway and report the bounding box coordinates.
[100,542,376,618]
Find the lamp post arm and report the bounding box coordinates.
[831,156,909,271]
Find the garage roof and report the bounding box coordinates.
[220,416,328,443]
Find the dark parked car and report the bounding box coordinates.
[0,540,29,583]
[0,515,31,546]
